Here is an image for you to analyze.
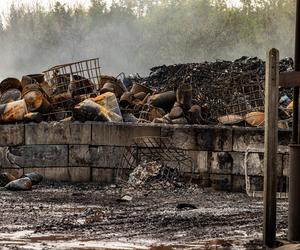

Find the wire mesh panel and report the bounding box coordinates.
[43,58,101,111]
[117,136,195,184]
[194,72,264,124]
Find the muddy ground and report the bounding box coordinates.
[0,181,288,250]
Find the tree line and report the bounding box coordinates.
[0,0,296,77]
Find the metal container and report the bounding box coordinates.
[0,89,22,104]
[288,144,300,241]
[120,92,133,107]
[149,91,176,111]
[26,74,45,84]
[93,92,122,118]
[0,78,22,104]
[22,84,51,113]
[169,106,183,119]
[176,82,192,108]
[100,75,116,88]
[0,78,22,93]
[218,114,244,125]
[188,104,202,124]
[24,112,43,123]
[100,81,125,98]
[0,99,28,122]
[134,92,147,100]
[21,75,35,88]
[73,99,122,122]
[245,112,265,127]
[130,83,153,95]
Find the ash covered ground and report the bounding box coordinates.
[0,182,288,250]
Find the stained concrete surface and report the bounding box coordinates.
[0,182,288,250]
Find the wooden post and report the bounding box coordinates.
[263,48,279,248]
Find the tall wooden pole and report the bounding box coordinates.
[294,0,300,143]
[263,48,279,248]
[288,0,300,242]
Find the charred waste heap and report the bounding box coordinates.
[0,57,294,128]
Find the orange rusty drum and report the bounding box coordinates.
[218,114,244,125]
[245,112,265,127]
[23,90,50,113]
[0,99,28,122]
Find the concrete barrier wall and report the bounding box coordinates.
[0,122,291,191]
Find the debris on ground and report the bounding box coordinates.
[128,161,162,186]
[176,203,198,210]
[1,172,44,191]
[0,56,294,127]
[0,172,16,187]
[24,172,44,185]
[5,177,32,191]
[116,195,133,202]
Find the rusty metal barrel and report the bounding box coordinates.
[120,92,133,107]
[176,82,192,109]
[22,83,51,113]
[26,74,45,84]
[130,83,152,95]
[0,99,28,122]
[288,144,300,241]
[149,91,176,111]
[0,78,22,104]
[100,81,125,98]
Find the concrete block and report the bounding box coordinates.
[92,168,116,184]
[211,174,232,191]
[92,123,161,146]
[8,145,68,167]
[283,154,290,177]
[161,126,197,150]
[187,151,209,173]
[161,125,232,151]
[69,145,125,168]
[231,152,283,176]
[233,127,264,152]
[192,173,211,187]
[231,152,245,175]
[68,167,91,182]
[196,126,232,151]
[210,152,233,174]
[0,125,24,146]
[44,167,70,182]
[232,175,246,192]
[25,122,91,145]
[22,167,46,177]
[249,176,263,192]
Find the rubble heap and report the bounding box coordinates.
[0,57,294,127]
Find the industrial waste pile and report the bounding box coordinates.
[0,57,294,127]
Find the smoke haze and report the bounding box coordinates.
[0,0,296,79]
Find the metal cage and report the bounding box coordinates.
[43,58,101,111]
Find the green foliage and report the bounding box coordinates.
[0,0,296,77]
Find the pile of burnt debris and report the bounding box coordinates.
[0,57,294,127]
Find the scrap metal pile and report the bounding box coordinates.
[135,56,294,127]
[0,57,294,127]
